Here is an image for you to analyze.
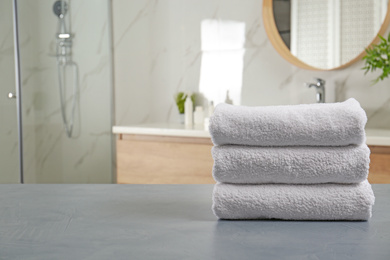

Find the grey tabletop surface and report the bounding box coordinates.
[0,184,389,260]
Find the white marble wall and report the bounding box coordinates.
[16,0,113,183]
[113,0,390,129]
[0,1,19,183]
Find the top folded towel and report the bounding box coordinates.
[209,98,367,146]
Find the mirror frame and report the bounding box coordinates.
[263,0,390,71]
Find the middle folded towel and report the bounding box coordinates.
[212,144,370,184]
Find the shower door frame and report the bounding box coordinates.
[12,0,24,183]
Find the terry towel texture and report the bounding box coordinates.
[209,99,373,220]
[209,98,367,146]
[212,181,375,220]
[212,144,370,184]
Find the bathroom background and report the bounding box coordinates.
[113,0,390,128]
[1,0,389,183]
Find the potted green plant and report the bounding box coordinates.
[174,92,195,123]
[362,33,390,84]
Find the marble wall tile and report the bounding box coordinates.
[113,0,390,129]
[113,0,155,125]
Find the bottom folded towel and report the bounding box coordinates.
[212,180,375,220]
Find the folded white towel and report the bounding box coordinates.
[212,181,375,220]
[212,144,370,184]
[209,98,367,146]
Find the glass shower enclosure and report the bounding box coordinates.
[0,0,114,183]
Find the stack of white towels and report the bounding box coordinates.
[209,98,375,220]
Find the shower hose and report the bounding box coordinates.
[55,2,79,138]
[56,53,78,138]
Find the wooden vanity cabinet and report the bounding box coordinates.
[116,135,390,184]
[367,145,390,184]
[116,134,215,184]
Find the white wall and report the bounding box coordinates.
[113,0,390,129]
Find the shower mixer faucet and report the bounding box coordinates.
[54,0,73,62]
[307,78,325,103]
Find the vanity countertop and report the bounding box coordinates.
[113,123,211,138]
[113,124,390,146]
[1,184,389,259]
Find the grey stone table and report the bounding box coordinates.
[0,184,389,260]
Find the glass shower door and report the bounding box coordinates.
[17,0,114,183]
[0,0,20,183]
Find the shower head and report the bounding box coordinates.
[53,0,68,18]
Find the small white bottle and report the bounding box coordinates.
[225,90,233,105]
[194,106,204,125]
[184,95,193,126]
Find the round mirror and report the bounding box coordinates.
[263,0,390,70]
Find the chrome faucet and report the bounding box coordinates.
[307,78,325,103]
